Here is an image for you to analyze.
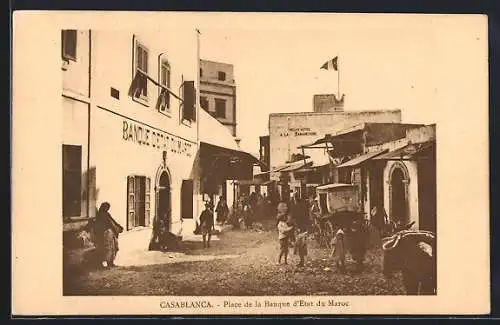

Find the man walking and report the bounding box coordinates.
[199,202,215,248]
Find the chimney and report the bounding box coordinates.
[313,94,345,112]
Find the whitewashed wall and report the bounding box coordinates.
[269,110,402,170]
[382,160,419,228]
[88,29,200,235]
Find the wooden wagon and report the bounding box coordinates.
[312,183,366,249]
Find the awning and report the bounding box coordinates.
[299,124,365,149]
[336,149,389,168]
[316,183,356,190]
[257,164,292,175]
[373,141,435,161]
[294,157,330,173]
[280,161,312,172]
[236,179,274,186]
[199,108,263,167]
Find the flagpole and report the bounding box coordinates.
[337,54,340,99]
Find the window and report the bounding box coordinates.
[126,176,151,230]
[319,193,328,214]
[158,61,171,112]
[181,81,196,122]
[181,180,194,219]
[63,145,82,218]
[339,168,353,184]
[214,98,226,118]
[200,96,209,111]
[134,42,149,99]
[217,71,226,81]
[200,68,203,77]
[61,30,77,61]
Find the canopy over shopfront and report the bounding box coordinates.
[199,109,261,190]
[373,141,435,161]
[336,149,389,168]
[299,122,426,154]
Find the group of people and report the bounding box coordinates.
[276,201,309,266]
[224,191,273,229]
[275,194,370,273]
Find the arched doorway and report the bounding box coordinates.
[157,171,171,230]
[389,163,409,225]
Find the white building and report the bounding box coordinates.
[61,29,256,240]
[266,110,402,201]
[268,110,402,171]
[199,59,237,137]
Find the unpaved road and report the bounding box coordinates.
[64,220,406,296]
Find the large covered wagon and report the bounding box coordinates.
[312,183,366,249]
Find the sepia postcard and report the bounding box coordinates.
[11,11,490,316]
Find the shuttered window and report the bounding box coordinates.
[127,176,135,230]
[126,175,151,230]
[159,61,171,112]
[181,81,196,122]
[214,98,226,118]
[145,177,151,226]
[61,30,77,61]
[134,42,149,99]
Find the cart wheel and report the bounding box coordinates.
[325,221,335,250]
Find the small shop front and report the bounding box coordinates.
[198,142,259,210]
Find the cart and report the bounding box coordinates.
[311,183,366,249]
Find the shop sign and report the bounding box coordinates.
[280,127,318,137]
[122,120,195,157]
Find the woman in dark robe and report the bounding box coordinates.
[94,202,123,268]
[215,196,229,224]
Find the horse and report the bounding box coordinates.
[381,227,436,295]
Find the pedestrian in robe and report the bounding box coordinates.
[330,227,347,273]
[215,196,229,224]
[199,202,215,248]
[349,219,369,273]
[93,202,123,268]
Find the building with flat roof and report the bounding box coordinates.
[199,59,238,137]
[268,109,402,171]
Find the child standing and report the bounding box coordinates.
[294,228,308,267]
[330,227,347,272]
[277,215,294,264]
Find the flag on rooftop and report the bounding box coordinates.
[320,56,338,71]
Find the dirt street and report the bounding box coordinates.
[64,220,406,296]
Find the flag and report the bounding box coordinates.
[320,56,338,71]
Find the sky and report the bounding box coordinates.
[195,16,441,154]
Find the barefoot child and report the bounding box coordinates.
[294,228,308,267]
[277,215,294,264]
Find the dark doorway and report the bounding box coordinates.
[157,171,171,230]
[390,168,408,224]
[369,163,385,226]
[418,150,437,232]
